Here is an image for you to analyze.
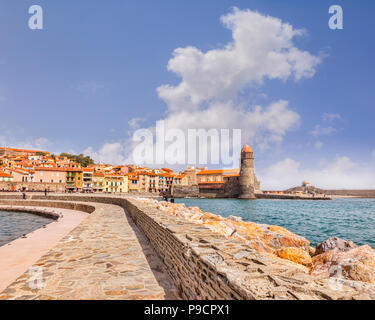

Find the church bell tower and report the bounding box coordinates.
[238,144,256,199]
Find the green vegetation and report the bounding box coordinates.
[35,152,46,156]
[60,153,94,168]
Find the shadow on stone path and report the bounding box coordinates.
[122,208,180,300]
[0,201,180,300]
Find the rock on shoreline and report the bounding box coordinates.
[137,198,375,285]
[312,239,375,284]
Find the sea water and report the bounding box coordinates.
[174,198,375,247]
[0,211,52,247]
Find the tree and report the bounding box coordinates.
[59,153,94,168]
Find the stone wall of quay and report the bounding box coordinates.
[1,194,374,300]
[256,193,331,200]
[171,184,240,199]
[171,185,200,198]
[171,186,330,200]
[0,206,60,220]
[0,181,66,193]
[325,189,375,198]
[118,198,375,300]
[0,198,96,215]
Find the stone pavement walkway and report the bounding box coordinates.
[0,205,88,293]
[0,201,179,300]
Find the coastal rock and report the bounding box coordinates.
[228,215,243,222]
[311,245,375,284]
[276,247,312,267]
[308,246,316,257]
[138,198,313,267]
[138,198,375,290]
[315,237,357,255]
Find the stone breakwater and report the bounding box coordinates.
[138,198,375,285]
[1,194,375,300]
[0,200,179,300]
[0,206,60,220]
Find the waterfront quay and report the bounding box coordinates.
[0,194,375,300]
[0,196,178,300]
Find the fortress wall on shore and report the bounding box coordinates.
[0,181,66,193]
[171,185,200,198]
[325,190,375,198]
[256,193,330,200]
[1,194,374,300]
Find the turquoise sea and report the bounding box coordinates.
[174,198,375,248]
[0,211,52,247]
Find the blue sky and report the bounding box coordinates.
[0,0,374,189]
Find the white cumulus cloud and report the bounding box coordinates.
[83,142,127,165]
[158,8,321,112]
[87,8,322,166]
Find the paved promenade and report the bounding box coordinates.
[0,205,88,293]
[0,201,179,300]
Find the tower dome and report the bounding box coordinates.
[241,144,253,153]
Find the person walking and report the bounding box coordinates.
[44,188,48,197]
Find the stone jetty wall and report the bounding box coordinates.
[1,194,374,300]
[0,182,66,193]
[171,185,200,198]
[124,199,245,299]
[256,193,331,200]
[0,199,96,215]
[325,189,375,198]
[0,206,60,220]
[120,198,375,300]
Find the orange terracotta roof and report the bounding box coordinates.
[241,144,253,153]
[5,168,30,175]
[65,168,83,172]
[198,181,225,184]
[0,172,12,177]
[0,147,50,154]
[197,169,239,175]
[34,167,67,172]
[93,173,105,177]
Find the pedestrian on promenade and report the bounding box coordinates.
[44,188,48,197]
[22,192,26,200]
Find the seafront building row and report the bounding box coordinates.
[0,147,240,194]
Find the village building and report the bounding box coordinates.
[93,172,105,193]
[104,173,128,193]
[34,167,66,184]
[0,172,13,182]
[65,168,83,192]
[82,168,94,192]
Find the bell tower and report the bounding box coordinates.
[238,144,256,199]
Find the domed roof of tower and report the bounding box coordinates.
[241,144,253,153]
